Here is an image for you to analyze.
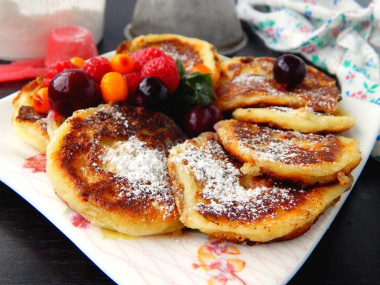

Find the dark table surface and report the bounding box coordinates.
[0,1,379,284]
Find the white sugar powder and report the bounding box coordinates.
[236,125,330,164]
[232,74,266,85]
[174,140,296,221]
[102,136,174,213]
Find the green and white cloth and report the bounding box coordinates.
[236,0,380,161]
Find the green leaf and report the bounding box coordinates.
[175,60,215,106]
[176,59,186,78]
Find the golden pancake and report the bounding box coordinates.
[46,103,185,236]
[116,33,221,81]
[12,76,49,153]
[214,120,361,185]
[12,76,66,153]
[214,56,340,113]
[168,132,353,244]
[232,106,355,133]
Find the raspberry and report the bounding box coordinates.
[44,60,77,86]
[130,48,166,71]
[82,57,113,83]
[123,72,143,95]
[141,56,180,93]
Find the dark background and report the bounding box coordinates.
[0,1,378,284]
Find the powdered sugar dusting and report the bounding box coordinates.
[218,66,339,112]
[233,124,338,165]
[232,74,266,85]
[154,41,202,71]
[163,49,191,68]
[102,136,175,215]
[174,139,298,221]
[230,74,281,96]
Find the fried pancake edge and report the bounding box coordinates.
[46,104,184,236]
[232,106,355,133]
[12,77,49,153]
[116,33,221,82]
[214,120,361,185]
[214,56,340,113]
[168,132,354,243]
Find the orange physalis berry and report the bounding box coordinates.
[109,54,134,74]
[190,64,219,83]
[32,87,51,114]
[190,64,211,75]
[100,72,128,103]
[70,56,85,68]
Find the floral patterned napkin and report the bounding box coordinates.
[236,0,380,161]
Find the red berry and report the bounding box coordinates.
[141,56,180,93]
[183,105,223,137]
[273,54,306,89]
[123,72,143,95]
[130,47,166,71]
[44,60,77,86]
[82,57,113,83]
[48,69,101,116]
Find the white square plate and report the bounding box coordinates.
[0,93,379,285]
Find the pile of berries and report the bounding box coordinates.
[32,47,222,137]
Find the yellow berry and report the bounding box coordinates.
[100,72,128,103]
[110,54,134,74]
[70,56,85,68]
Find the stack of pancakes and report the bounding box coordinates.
[11,34,361,243]
[167,55,361,244]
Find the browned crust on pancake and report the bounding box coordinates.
[211,195,342,245]
[116,34,221,78]
[168,132,354,243]
[215,120,361,185]
[117,38,202,69]
[214,57,340,113]
[229,121,341,165]
[58,104,184,212]
[12,76,46,122]
[47,104,186,235]
[232,106,355,134]
[16,105,46,122]
[115,40,131,54]
[12,76,50,153]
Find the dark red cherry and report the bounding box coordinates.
[183,105,223,137]
[48,69,101,116]
[128,76,169,109]
[273,54,306,89]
